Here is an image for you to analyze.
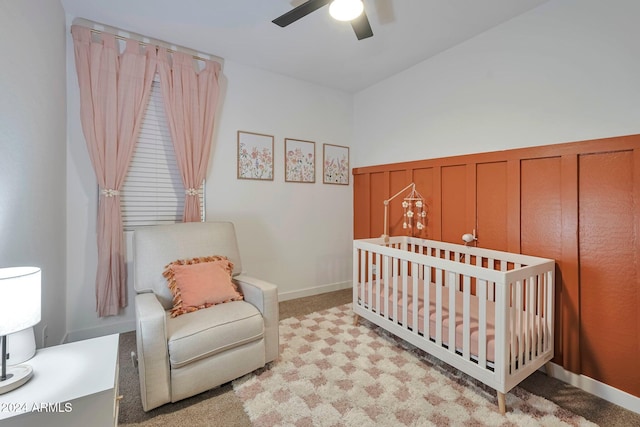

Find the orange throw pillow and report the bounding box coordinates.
[164,256,243,317]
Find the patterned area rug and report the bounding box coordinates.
[233,304,596,427]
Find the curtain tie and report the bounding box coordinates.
[101,188,120,198]
[186,188,198,196]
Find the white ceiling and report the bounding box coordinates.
[60,0,549,93]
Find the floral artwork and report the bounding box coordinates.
[237,131,274,180]
[285,139,315,183]
[323,144,349,185]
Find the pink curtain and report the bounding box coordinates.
[72,25,157,317]
[157,49,221,222]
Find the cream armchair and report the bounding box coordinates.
[132,221,279,411]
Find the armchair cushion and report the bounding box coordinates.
[164,256,243,317]
[166,300,264,369]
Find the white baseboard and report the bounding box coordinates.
[546,362,640,415]
[65,320,135,343]
[278,281,352,302]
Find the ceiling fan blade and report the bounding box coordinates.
[272,0,332,27]
[351,10,373,40]
[374,0,395,24]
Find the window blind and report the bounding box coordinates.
[121,76,205,231]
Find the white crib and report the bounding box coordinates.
[352,236,555,414]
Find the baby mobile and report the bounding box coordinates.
[381,182,427,243]
[401,186,426,232]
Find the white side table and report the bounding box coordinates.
[0,334,120,427]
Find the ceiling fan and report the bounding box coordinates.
[272,0,374,40]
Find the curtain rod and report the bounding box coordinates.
[72,18,223,64]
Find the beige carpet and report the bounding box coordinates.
[233,304,596,426]
[117,289,640,426]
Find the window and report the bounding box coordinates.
[120,75,205,231]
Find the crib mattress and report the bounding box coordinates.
[357,277,497,362]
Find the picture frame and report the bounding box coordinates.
[284,138,315,183]
[237,131,274,181]
[323,143,350,185]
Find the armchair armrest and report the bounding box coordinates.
[234,274,279,363]
[135,292,171,411]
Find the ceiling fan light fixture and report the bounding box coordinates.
[329,0,364,22]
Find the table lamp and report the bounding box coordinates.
[0,267,41,394]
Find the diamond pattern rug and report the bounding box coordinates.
[233,304,596,426]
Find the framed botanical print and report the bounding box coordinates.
[285,138,315,183]
[323,143,349,185]
[237,131,274,181]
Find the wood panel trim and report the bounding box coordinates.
[466,163,477,240]
[352,134,640,381]
[507,160,521,253]
[635,149,640,356]
[364,173,371,225]
[560,154,580,373]
[433,166,442,241]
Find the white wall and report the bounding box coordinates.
[353,0,640,167]
[66,44,354,338]
[206,61,354,299]
[0,0,67,347]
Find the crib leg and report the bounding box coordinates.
[544,362,553,377]
[353,314,360,326]
[497,391,506,415]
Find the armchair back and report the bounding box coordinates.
[133,222,243,310]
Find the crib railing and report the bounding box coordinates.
[353,236,555,394]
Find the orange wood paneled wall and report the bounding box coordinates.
[352,134,640,397]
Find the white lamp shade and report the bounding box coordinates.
[6,328,36,365]
[329,0,364,21]
[0,267,41,336]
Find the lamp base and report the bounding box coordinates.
[0,364,33,394]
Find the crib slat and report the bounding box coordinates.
[367,251,373,311]
[523,278,530,366]
[531,275,537,361]
[448,271,456,355]
[478,279,487,367]
[536,274,547,356]
[495,280,509,390]
[526,276,538,364]
[424,261,431,341]
[435,268,443,346]
[412,263,419,335]
[384,255,390,320]
[523,278,529,368]
[402,259,409,328]
[511,281,517,374]
[488,258,495,300]
[374,253,380,313]
[546,270,554,353]
[514,280,523,374]
[539,272,544,353]
[463,274,471,360]
[539,272,544,350]
[352,247,362,305]
[359,249,366,305]
[516,279,529,368]
[393,257,399,324]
